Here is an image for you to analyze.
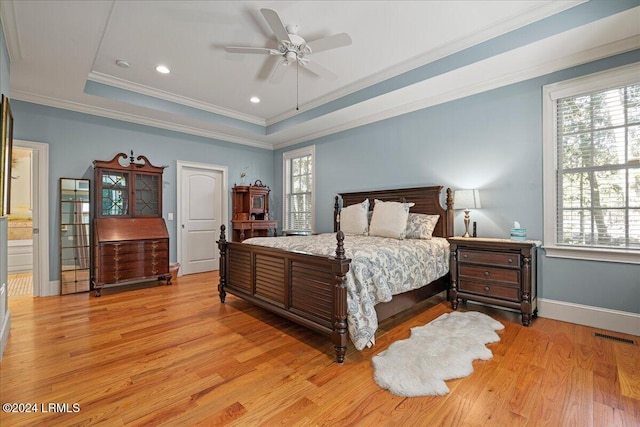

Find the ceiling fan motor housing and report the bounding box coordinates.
[280,34,310,62]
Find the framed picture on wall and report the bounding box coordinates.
[1,94,14,216]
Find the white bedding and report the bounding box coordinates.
[242,233,450,350]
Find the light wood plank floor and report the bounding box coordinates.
[1,272,638,426]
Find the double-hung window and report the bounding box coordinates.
[543,63,640,264]
[283,145,315,233]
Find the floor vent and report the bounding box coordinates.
[593,332,637,345]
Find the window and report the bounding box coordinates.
[543,63,640,264]
[283,145,315,232]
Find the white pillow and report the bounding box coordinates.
[405,213,440,239]
[340,199,369,235]
[369,199,414,239]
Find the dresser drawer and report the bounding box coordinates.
[99,260,168,283]
[144,256,168,276]
[459,279,521,302]
[100,248,168,264]
[459,264,520,286]
[101,240,168,255]
[459,249,520,268]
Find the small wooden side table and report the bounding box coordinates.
[448,237,541,326]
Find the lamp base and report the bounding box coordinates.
[462,208,471,237]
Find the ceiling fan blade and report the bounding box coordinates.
[269,59,290,83]
[306,33,352,54]
[225,46,279,55]
[260,8,291,43]
[301,60,338,81]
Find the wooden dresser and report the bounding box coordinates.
[92,152,170,296]
[448,237,540,326]
[231,180,277,241]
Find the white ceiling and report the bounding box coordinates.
[2,1,639,149]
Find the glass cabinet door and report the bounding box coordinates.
[251,195,264,212]
[134,172,160,216]
[60,178,91,295]
[100,171,129,216]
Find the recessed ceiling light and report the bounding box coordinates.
[250,96,260,103]
[115,59,130,68]
[155,65,170,74]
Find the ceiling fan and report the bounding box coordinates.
[224,8,352,83]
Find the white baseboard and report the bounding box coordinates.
[41,280,59,297]
[0,309,11,361]
[538,298,640,337]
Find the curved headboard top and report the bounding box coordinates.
[335,185,454,238]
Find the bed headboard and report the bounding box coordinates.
[334,186,454,238]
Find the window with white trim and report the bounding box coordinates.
[283,145,315,232]
[543,63,640,264]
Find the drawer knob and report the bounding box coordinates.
[484,286,490,292]
[484,271,490,276]
[463,254,468,258]
[508,258,513,263]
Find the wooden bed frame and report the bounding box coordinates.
[217,186,454,363]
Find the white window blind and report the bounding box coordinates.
[283,146,314,232]
[555,81,640,251]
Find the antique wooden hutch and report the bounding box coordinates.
[231,180,277,241]
[92,151,170,296]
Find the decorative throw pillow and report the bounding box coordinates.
[340,199,370,235]
[405,213,440,239]
[368,199,415,239]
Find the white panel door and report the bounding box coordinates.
[180,166,222,275]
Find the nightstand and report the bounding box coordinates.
[448,237,541,326]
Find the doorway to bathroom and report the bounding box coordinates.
[7,140,49,297]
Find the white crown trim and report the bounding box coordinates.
[11,90,274,150]
[87,71,266,126]
[0,0,22,61]
[273,25,640,149]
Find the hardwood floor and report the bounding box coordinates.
[1,272,638,426]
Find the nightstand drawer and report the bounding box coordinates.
[459,279,520,302]
[459,264,519,285]
[459,249,520,268]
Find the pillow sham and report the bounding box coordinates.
[340,199,370,235]
[405,213,440,239]
[368,199,415,239]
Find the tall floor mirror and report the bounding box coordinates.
[60,178,91,295]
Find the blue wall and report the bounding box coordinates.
[274,50,640,315]
[10,102,274,281]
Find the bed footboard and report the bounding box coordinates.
[217,225,352,363]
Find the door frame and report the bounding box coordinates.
[176,160,228,277]
[13,140,49,297]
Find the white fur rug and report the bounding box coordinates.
[371,311,504,397]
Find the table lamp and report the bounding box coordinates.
[455,189,481,238]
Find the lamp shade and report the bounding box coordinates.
[455,189,481,210]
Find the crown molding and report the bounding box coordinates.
[11,90,274,150]
[87,71,266,126]
[273,24,640,150]
[0,0,22,61]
